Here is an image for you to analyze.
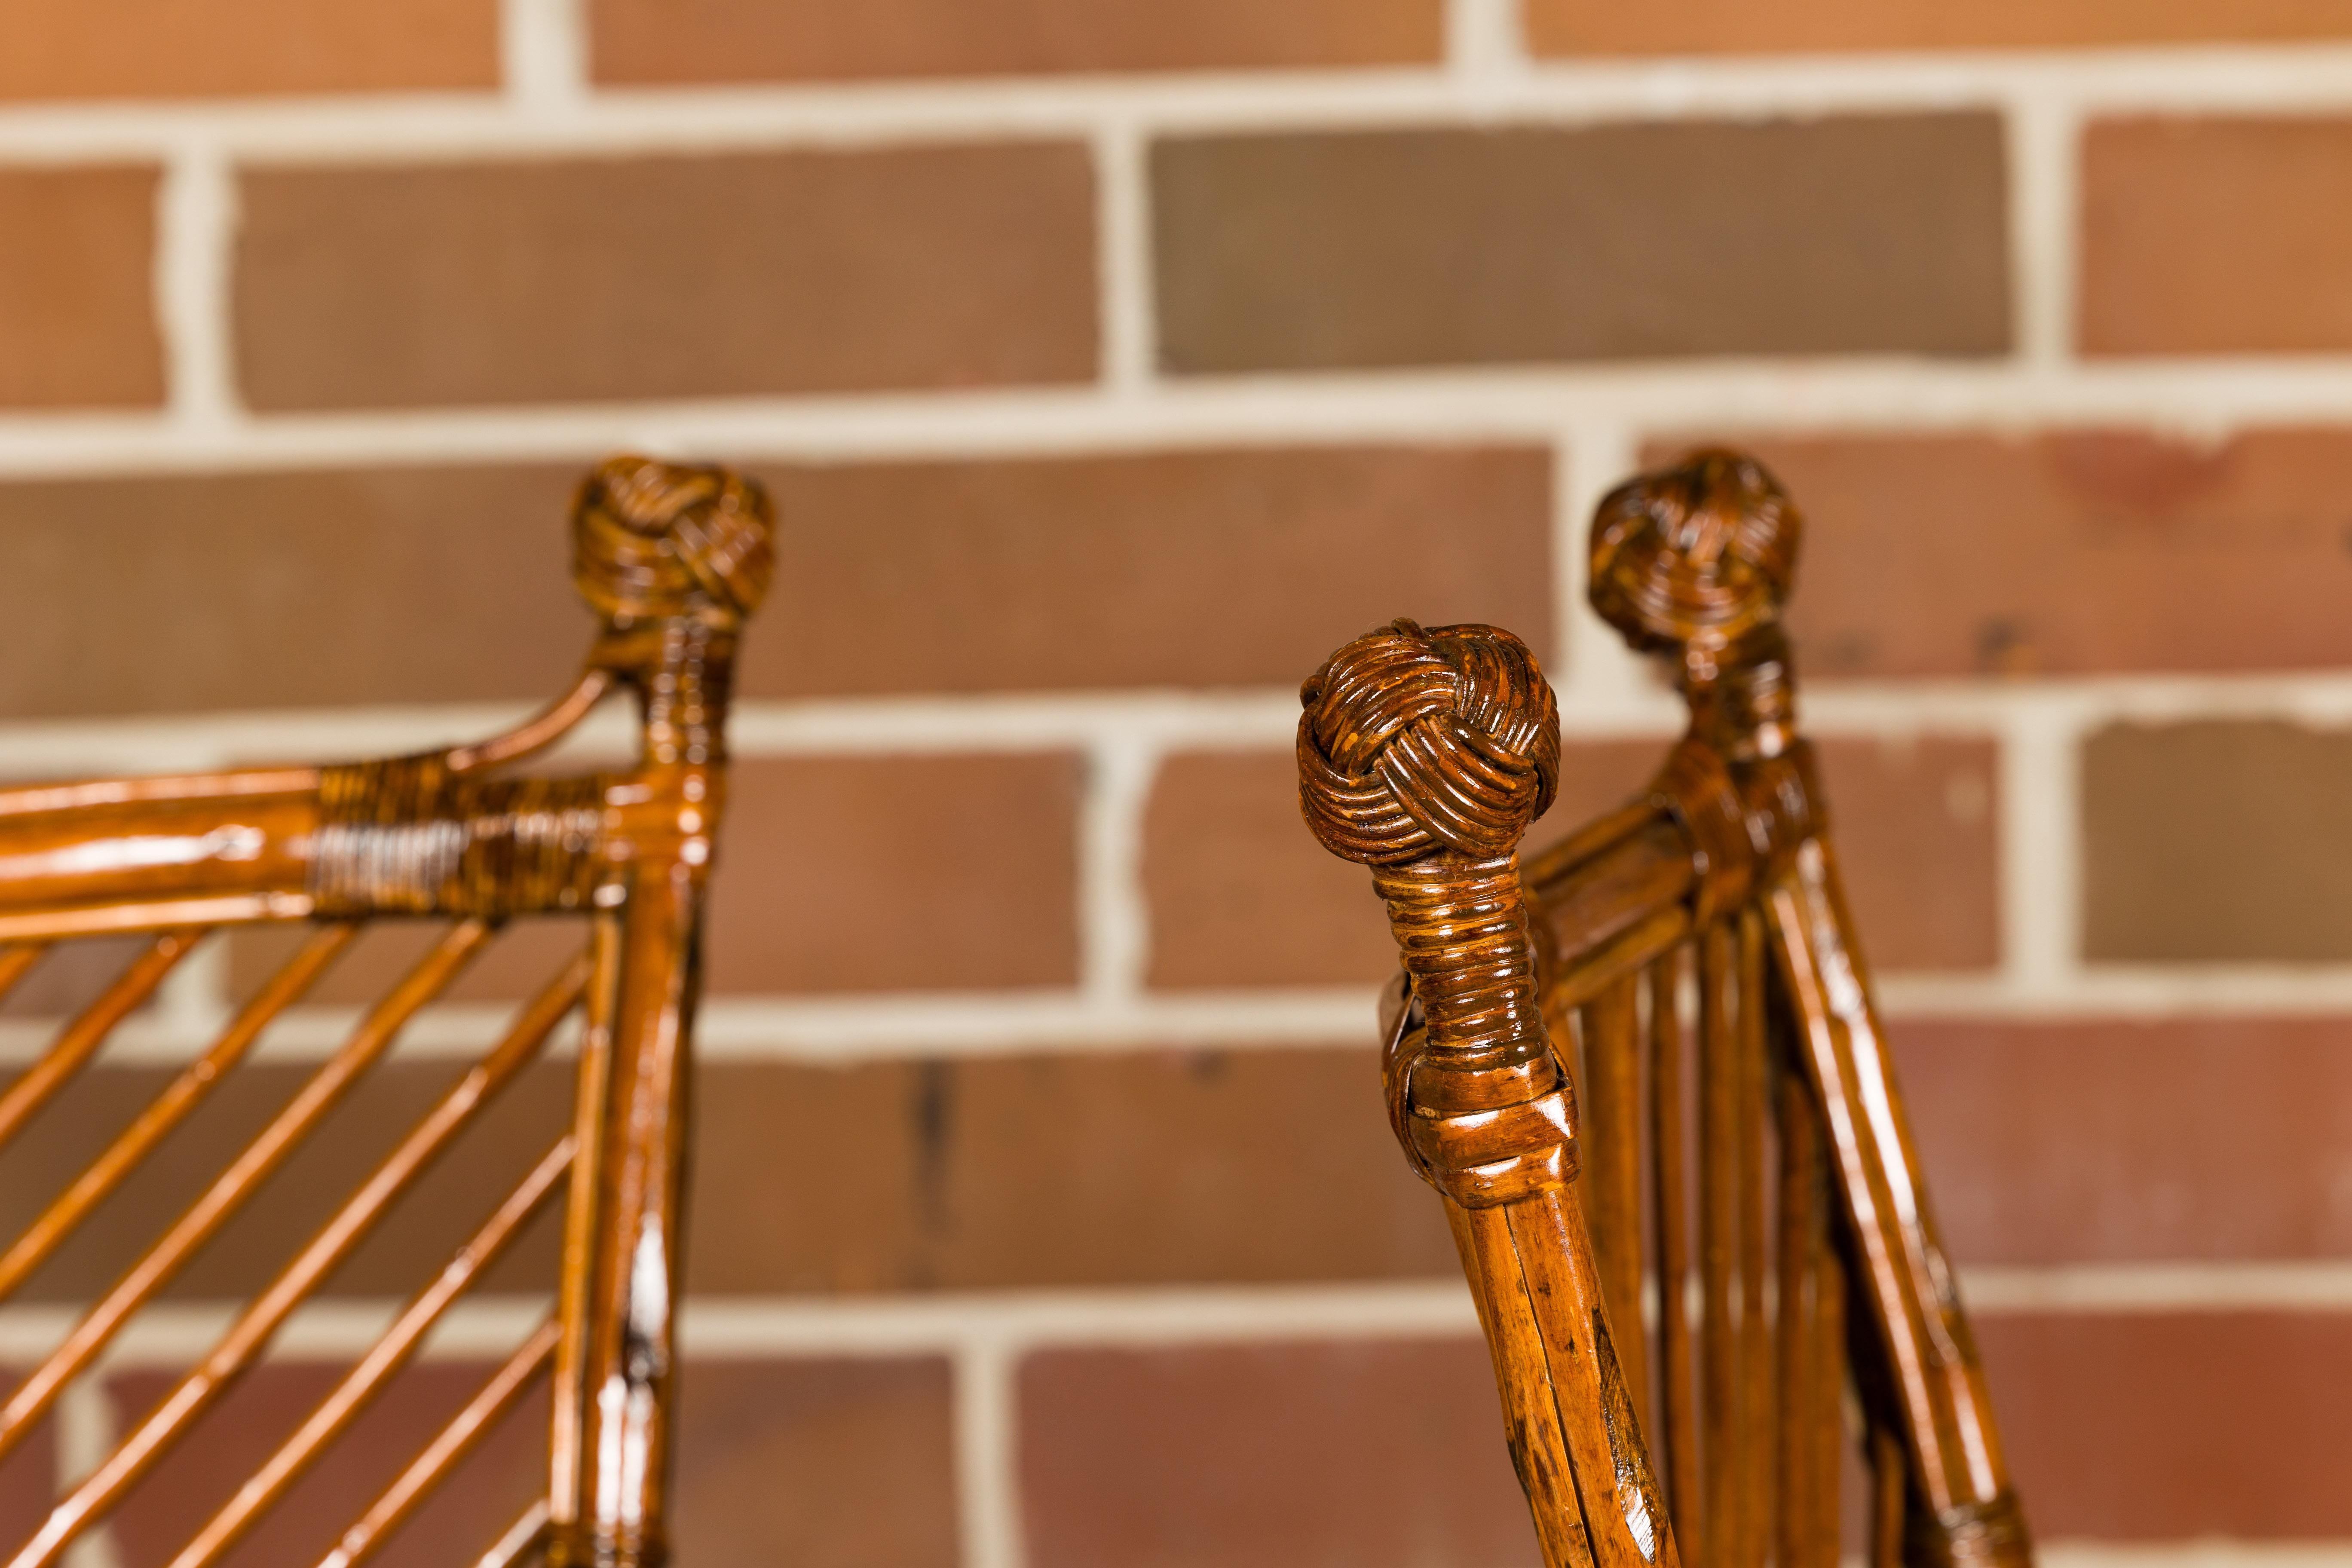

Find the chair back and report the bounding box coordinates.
[1298,450,2028,1568]
[0,456,769,1568]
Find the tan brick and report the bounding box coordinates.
[707,754,1082,994]
[234,147,1097,410]
[2083,117,2352,355]
[2083,720,2352,962]
[755,447,1552,697]
[1527,0,2352,55]
[0,934,163,1018]
[0,465,585,717]
[1896,1015,2352,1265]
[1667,429,2352,678]
[0,448,1542,715]
[0,0,496,100]
[1020,1339,1535,1568]
[1144,735,1994,988]
[685,1050,1454,1294]
[1979,1311,2352,1537]
[0,166,163,409]
[591,0,1442,83]
[1153,117,2009,374]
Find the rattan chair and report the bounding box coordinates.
[1297,450,2028,1568]
[0,456,769,1567]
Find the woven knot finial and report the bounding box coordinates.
[1298,620,1560,865]
[1589,448,1800,666]
[573,455,775,630]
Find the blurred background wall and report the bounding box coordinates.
[5,0,2352,1562]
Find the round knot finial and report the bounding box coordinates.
[573,455,775,630]
[1589,448,1800,665]
[1298,620,1560,866]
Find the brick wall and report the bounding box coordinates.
[4,0,2352,1562]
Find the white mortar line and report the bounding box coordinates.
[1877,966,2352,1019]
[1446,0,1531,102]
[1092,116,1155,394]
[27,357,2352,478]
[953,1339,1025,1568]
[1076,737,1161,1006]
[7,45,2352,163]
[0,990,1380,1069]
[1994,693,2088,997]
[0,1299,551,1369]
[1553,419,1663,715]
[502,0,589,113]
[16,669,2352,777]
[154,936,232,1038]
[152,143,239,432]
[17,959,2352,1074]
[2003,86,2082,372]
[9,1263,2347,1376]
[56,1377,126,1568]
[1962,1260,2352,1313]
[2044,1547,2352,1568]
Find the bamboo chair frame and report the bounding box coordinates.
[0,456,770,1568]
[1298,450,2030,1568]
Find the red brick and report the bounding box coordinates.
[756,447,1552,698]
[1022,1313,2352,1553]
[1528,0,2352,55]
[1153,117,2009,374]
[1897,1015,2352,1265]
[0,166,163,409]
[234,147,1097,410]
[1021,1338,1536,1568]
[107,1362,544,1568]
[227,918,593,1009]
[707,753,1081,994]
[2082,720,2352,962]
[1144,735,1994,989]
[102,1355,952,1565]
[0,0,497,100]
[672,1358,959,1566]
[592,0,1442,83]
[0,449,1542,715]
[234,755,1082,1003]
[1979,1311,2352,1538]
[1677,429,2352,678]
[0,1385,52,1550]
[685,1049,1453,1294]
[0,1057,572,1304]
[2083,117,2352,355]
[18,1045,1432,1305]
[1144,743,1657,989]
[1814,736,2000,973]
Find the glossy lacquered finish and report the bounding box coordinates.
[0,456,771,1568]
[1298,450,2028,1568]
